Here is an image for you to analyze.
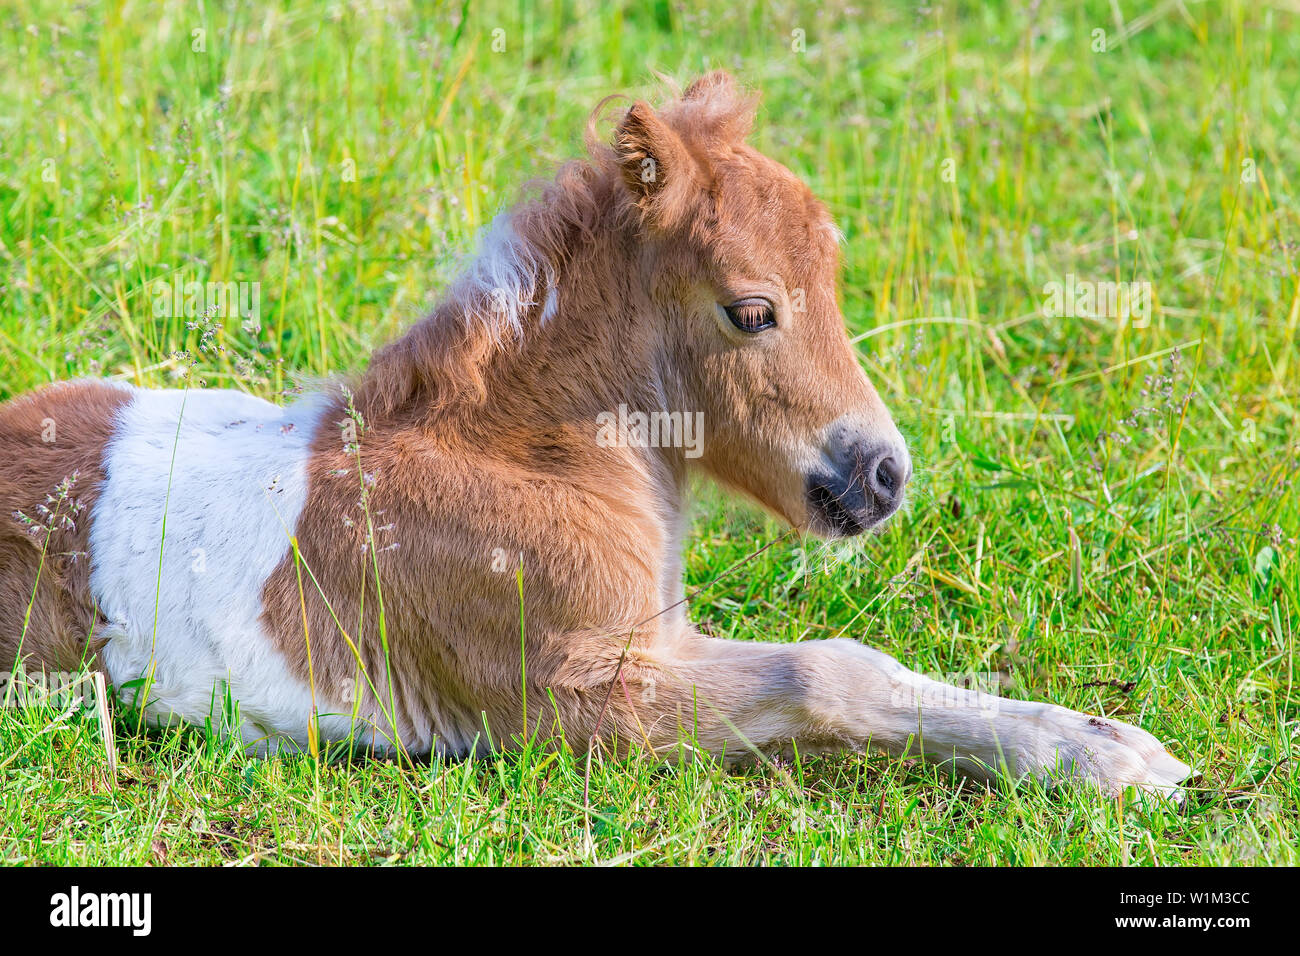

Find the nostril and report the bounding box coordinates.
[873,455,903,498]
[875,456,898,493]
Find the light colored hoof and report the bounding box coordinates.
[1020,707,1194,800]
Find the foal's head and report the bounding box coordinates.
[609,72,910,537]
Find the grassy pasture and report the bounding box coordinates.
[0,0,1296,865]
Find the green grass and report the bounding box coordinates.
[1,0,1297,865]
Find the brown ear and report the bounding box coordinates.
[681,70,756,144]
[683,70,736,101]
[613,101,702,231]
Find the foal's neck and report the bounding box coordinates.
[361,200,691,493]
[448,212,693,609]
[474,227,690,478]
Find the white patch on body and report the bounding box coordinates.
[89,386,349,753]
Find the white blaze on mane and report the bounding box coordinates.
[450,213,558,342]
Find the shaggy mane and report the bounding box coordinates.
[355,73,757,422]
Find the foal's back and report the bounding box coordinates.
[0,383,323,674]
[0,381,131,670]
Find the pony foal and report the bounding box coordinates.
[0,73,1190,796]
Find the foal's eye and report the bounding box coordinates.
[721,299,776,333]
